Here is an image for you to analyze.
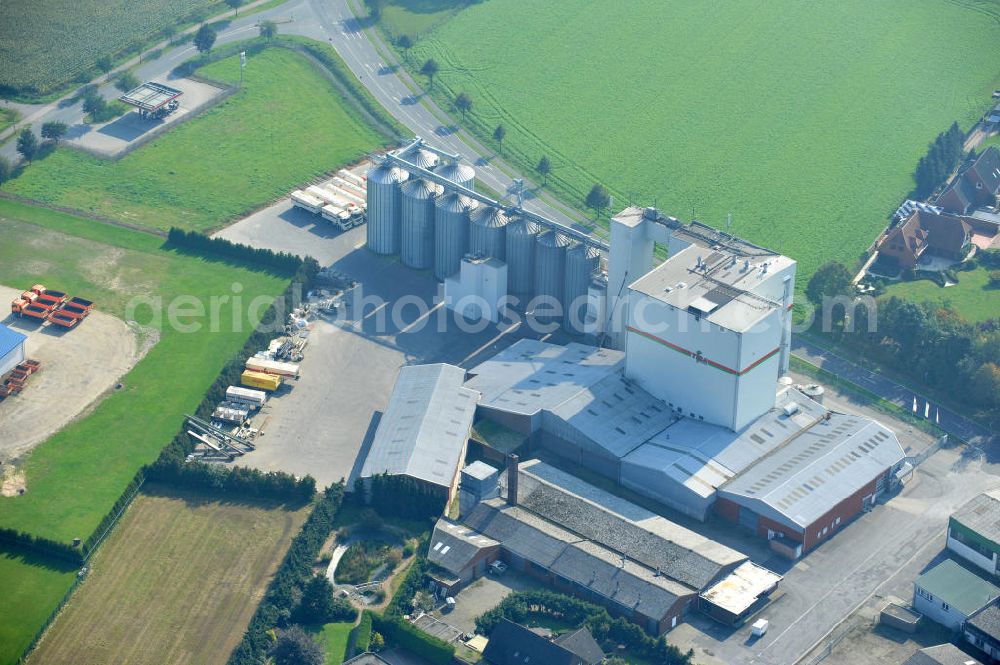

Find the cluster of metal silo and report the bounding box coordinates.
[401,178,443,269]
[366,144,604,335]
[434,192,477,280]
[563,243,601,333]
[469,205,509,261]
[365,163,410,255]
[505,217,540,302]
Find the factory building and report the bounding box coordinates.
[429,459,781,633]
[357,364,479,504]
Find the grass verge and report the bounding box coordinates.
[0,550,77,665]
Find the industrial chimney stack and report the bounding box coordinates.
[506,454,519,505]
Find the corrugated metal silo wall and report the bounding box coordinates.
[533,230,569,315]
[365,165,409,255]
[505,218,539,303]
[469,206,508,261]
[401,179,442,269]
[434,193,477,280]
[563,244,600,334]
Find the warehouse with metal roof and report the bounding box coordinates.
[715,413,905,555]
[358,363,479,500]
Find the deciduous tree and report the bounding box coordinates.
[114,71,140,93]
[40,121,67,143]
[194,24,217,55]
[259,20,278,41]
[420,58,439,88]
[537,155,552,185]
[493,124,506,155]
[455,92,472,120]
[271,626,323,665]
[225,0,244,16]
[16,127,37,163]
[585,183,610,217]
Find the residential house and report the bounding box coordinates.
[938,146,1000,214]
[948,490,1000,577]
[913,559,1000,631]
[966,602,1000,662]
[878,210,972,270]
[482,619,603,665]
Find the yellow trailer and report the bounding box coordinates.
[241,369,281,392]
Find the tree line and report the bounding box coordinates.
[476,590,694,665]
[166,227,305,275]
[913,122,965,199]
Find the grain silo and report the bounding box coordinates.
[563,243,601,334]
[505,216,540,303]
[436,159,476,190]
[533,230,570,316]
[365,163,410,255]
[434,192,478,281]
[469,205,509,261]
[399,145,440,170]
[400,178,443,269]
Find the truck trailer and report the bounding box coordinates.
[226,385,267,408]
[241,370,282,391]
[245,357,300,378]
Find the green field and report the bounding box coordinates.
[0,551,77,665]
[0,0,224,97]
[886,266,1000,323]
[0,107,18,133]
[0,200,287,543]
[407,0,1000,279]
[309,622,354,664]
[5,47,386,231]
[377,0,470,41]
[27,486,309,665]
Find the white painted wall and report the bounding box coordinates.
[948,529,998,576]
[0,340,25,377]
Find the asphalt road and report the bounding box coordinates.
[791,337,996,448]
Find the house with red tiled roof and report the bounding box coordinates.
[878,209,972,270]
[938,146,1000,214]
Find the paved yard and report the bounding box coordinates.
[435,571,547,635]
[0,286,144,468]
[219,203,574,489]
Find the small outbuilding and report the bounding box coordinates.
[0,323,27,377]
[902,643,982,665]
[965,602,1000,662]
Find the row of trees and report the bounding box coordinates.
[476,590,694,665]
[807,260,1000,413]
[165,227,306,274]
[913,122,965,199]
